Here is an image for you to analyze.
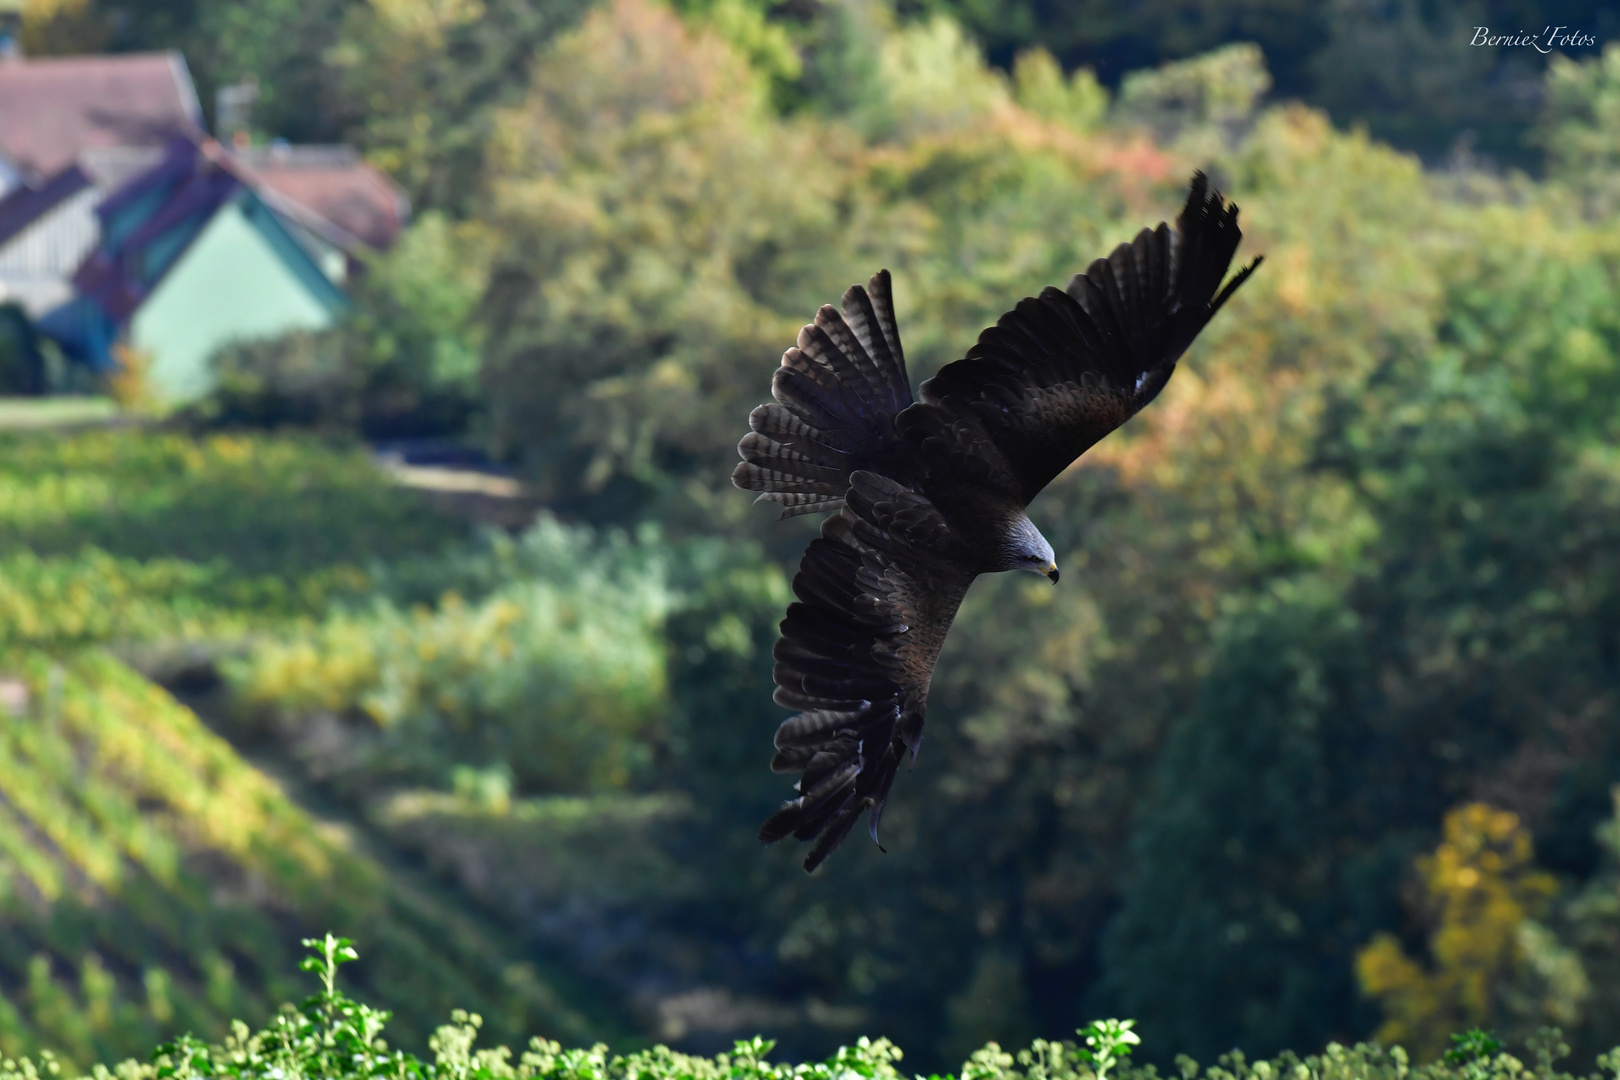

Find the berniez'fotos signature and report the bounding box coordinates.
[1471,26,1598,52]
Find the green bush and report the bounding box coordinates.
[229,517,675,793]
[0,305,45,397]
[15,936,1620,1080]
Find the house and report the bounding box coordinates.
[0,51,198,320]
[0,51,408,402]
[42,136,351,401]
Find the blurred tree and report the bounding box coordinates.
[1356,804,1579,1062]
[18,0,115,53]
[477,0,1178,530]
[1095,579,1384,1057]
[1092,142,1620,1058]
[1557,791,1620,1062]
[1112,43,1270,166]
[1009,48,1107,131]
[477,0,847,522]
[1541,43,1620,216]
[670,0,803,98]
[330,0,599,212]
[905,0,1620,166]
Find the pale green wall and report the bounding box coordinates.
[131,198,342,403]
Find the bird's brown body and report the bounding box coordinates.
[735,174,1261,871]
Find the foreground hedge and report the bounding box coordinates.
[7,937,1617,1080]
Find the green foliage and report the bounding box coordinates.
[0,651,610,1071]
[190,213,492,439]
[479,0,1175,523]
[5,936,1620,1080]
[330,0,599,214]
[1531,790,1620,1063]
[0,430,463,579]
[1112,43,1270,155]
[912,0,1619,165]
[190,331,369,433]
[477,0,847,517]
[1541,43,1620,215]
[1009,50,1106,131]
[1076,1020,1139,1080]
[229,517,674,793]
[1447,1030,1505,1080]
[668,0,802,95]
[351,212,492,428]
[0,305,46,397]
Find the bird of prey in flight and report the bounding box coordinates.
[734,173,1261,872]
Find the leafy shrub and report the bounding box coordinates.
[229,517,674,793]
[9,936,1619,1080]
[191,331,367,432]
[0,304,46,396]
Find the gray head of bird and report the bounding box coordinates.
[995,513,1059,583]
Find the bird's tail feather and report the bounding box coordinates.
[761,523,913,872]
[758,702,903,872]
[733,270,914,519]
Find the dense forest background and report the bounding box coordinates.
[6,0,1620,1073]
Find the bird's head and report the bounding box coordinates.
[996,513,1059,583]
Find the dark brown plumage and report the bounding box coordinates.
[734,173,1262,872]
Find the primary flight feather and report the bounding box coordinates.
[734,173,1262,872]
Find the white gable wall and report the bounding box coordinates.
[0,186,100,315]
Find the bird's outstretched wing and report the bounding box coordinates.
[761,471,975,871]
[733,271,914,518]
[909,173,1261,505]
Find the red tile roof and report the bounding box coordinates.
[0,52,203,180]
[233,145,409,250]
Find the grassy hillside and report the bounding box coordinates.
[0,429,629,1070]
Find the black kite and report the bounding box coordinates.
[734,173,1261,871]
